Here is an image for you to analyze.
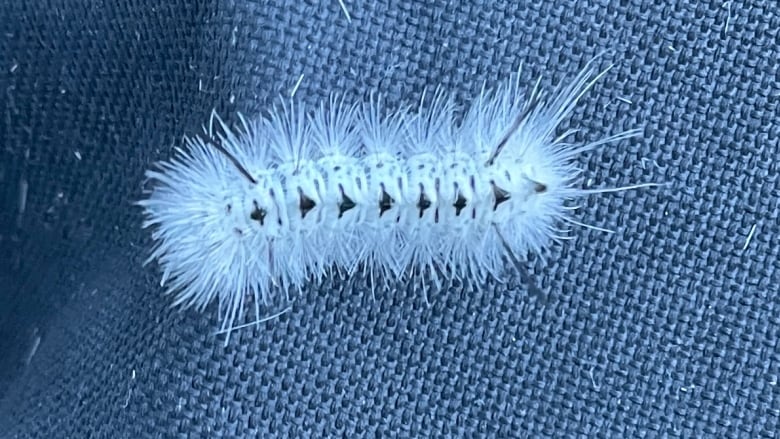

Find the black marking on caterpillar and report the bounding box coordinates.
[298,189,316,218]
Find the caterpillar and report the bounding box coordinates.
[138,59,656,339]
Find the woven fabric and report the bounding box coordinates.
[1,0,778,437]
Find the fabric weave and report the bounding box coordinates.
[1,1,778,437]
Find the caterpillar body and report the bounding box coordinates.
[138,60,655,338]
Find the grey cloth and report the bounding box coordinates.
[1,0,778,437]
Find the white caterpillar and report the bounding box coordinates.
[138,60,655,338]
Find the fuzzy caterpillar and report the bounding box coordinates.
[138,60,656,339]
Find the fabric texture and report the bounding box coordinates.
[1,0,778,437]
